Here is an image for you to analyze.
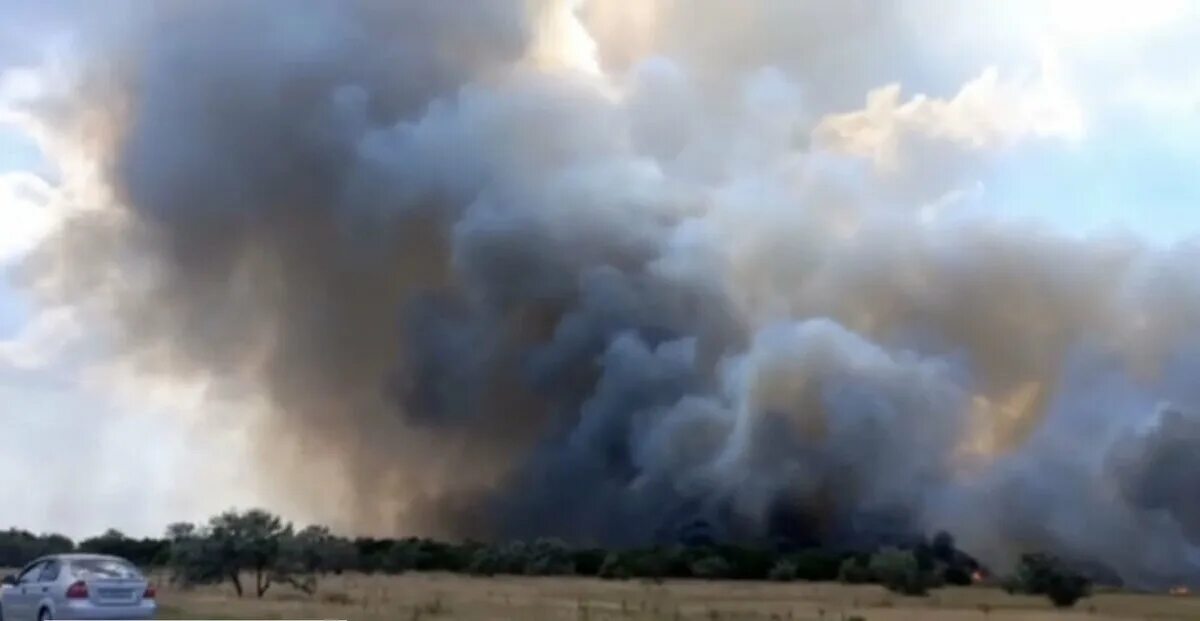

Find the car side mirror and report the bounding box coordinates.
[1,575,16,586]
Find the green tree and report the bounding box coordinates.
[78,530,168,568]
[838,555,874,584]
[0,530,75,568]
[690,555,732,579]
[768,559,798,581]
[791,550,842,581]
[167,509,296,598]
[571,548,607,576]
[1004,553,1091,608]
[869,548,934,596]
[289,526,356,575]
[598,552,631,580]
[524,538,575,575]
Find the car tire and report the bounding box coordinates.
[37,607,50,621]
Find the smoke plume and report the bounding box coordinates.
[7,0,1200,587]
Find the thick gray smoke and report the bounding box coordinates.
[8,0,1200,587]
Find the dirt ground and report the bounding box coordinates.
[152,572,1200,621]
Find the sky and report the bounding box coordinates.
[2,0,1200,541]
[0,120,261,538]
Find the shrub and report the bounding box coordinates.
[713,544,774,580]
[626,548,673,579]
[869,548,931,596]
[792,550,843,581]
[941,565,973,586]
[1046,576,1090,609]
[768,560,798,582]
[660,545,700,578]
[838,556,874,584]
[690,555,733,579]
[524,538,575,576]
[598,553,631,580]
[572,548,607,576]
[466,547,500,576]
[1005,553,1092,608]
[383,540,417,573]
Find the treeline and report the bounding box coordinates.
[0,528,167,568]
[0,509,1093,608]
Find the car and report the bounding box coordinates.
[0,554,156,621]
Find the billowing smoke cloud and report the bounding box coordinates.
[7,0,1200,587]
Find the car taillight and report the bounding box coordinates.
[143,585,156,599]
[65,581,88,599]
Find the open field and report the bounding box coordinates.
[148,573,1200,621]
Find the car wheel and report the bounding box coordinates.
[37,607,50,621]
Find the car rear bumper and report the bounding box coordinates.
[56,599,157,620]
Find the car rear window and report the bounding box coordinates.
[69,558,142,579]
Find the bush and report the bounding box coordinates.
[941,565,973,586]
[466,547,500,576]
[524,539,575,576]
[598,553,631,580]
[572,548,607,576]
[382,540,417,573]
[768,560,798,582]
[690,555,733,579]
[659,545,700,578]
[625,548,672,579]
[1046,576,1090,609]
[792,550,843,581]
[712,544,774,580]
[838,556,874,584]
[1005,553,1092,608]
[869,548,932,596]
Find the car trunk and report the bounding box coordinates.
[86,576,147,606]
[69,559,147,606]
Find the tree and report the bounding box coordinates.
[289,526,356,575]
[869,548,934,596]
[79,530,168,568]
[209,509,293,597]
[571,548,607,576]
[942,565,973,586]
[838,555,874,584]
[1004,553,1091,608]
[523,538,575,576]
[166,522,226,589]
[791,550,842,581]
[166,523,196,541]
[0,530,74,568]
[768,559,798,581]
[689,555,732,579]
[598,553,631,580]
[167,509,296,598]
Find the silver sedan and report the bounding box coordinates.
[0,554,156,621]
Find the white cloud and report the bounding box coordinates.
[0,170,58,263]
[0,305,81,369]
[813,61,1084,173]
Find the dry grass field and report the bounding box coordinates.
[148,572,1200,621]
